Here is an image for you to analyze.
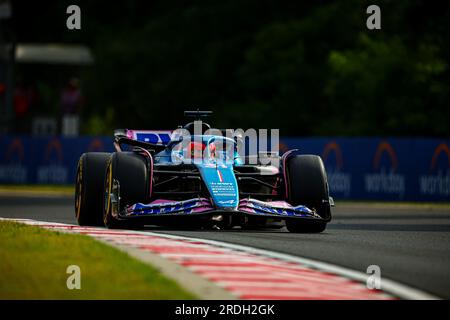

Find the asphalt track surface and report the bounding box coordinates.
[1,195,449,299]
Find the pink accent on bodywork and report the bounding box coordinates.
[193,198,214,212]
[126,129,134,139]
[266,166,280,174]
[149,198,213,210]
[192,206,214,213]
[127,198,214,214]
[238,199,294,209]
[272,177,280,196]
[149,199,178,205]
[239,207,255,214]
[136,147,154,198]
[145,198,212,206]
[261,200,294,209]
[281,149,298,200]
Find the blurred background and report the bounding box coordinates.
[0,0,449,201]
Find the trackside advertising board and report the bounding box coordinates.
[0,135,449,201]
[281,138,450,202]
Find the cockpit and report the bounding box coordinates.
[170,135,236,165]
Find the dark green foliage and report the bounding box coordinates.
[10,0,450,136]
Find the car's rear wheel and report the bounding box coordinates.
[103,152,150,229]
[75,152,111,226]
[285,155,331,233]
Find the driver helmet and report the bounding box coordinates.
[209,142,217,159]
[187,141,205,159]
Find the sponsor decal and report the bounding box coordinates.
[130,198,212,215]
[239,199,315,217]
[37,138,68,184]
[322,141,351,196]
[419,143,450,197]
[87,138,105,152]
[133,131,172,145]
[217,199,235,205]
[210,182,237,197]
[364,141,405,197]
[0,138,28,183]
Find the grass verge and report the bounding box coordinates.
[0,185,74,196]
[0,220,195,299]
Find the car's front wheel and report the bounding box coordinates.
[75,152,111,226]
[103,152,150,229]
[285,154,331,233]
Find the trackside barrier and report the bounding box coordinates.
[0,135,449,201]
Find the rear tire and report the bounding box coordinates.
[285,155,331,233]
[103,152,149,229]
[75,152,110,226]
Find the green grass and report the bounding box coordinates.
[0,221,195,299]
[0,184,74,195]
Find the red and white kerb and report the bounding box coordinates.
[10,220,398,300]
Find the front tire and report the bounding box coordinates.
[285,155,331,233]
[75,152,110,226]
[103,152,149,229]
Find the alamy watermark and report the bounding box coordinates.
[167,120,280,171]
[366,265,381,290]
[66,265,81,290]
[366,5,381,30]
[66,5,81,30]
[66,5,380,31]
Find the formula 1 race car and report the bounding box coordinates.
[75,111,333,232]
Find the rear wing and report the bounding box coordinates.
[184,110,212,119]
[114,129,173,152]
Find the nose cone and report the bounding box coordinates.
[196,164,239,210]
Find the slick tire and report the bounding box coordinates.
[103,152,149,229]
[75,152,111,226]
[285,155,331,233]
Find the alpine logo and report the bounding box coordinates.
[218,199,235,205]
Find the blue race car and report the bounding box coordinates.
[75,111,333,232]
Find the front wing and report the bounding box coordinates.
[119,197,324,221]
